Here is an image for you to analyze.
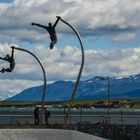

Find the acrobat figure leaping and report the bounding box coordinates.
[31,16,61,49]
[0,46,15,73]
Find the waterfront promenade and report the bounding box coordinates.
[0,107,140,139]
[0,107,140,125]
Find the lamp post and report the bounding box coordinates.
[107,77,110,124]
[12,46,47,125]
[57,17,85,128]
[101,77,110,125]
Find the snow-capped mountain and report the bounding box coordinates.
[6,74,140,101]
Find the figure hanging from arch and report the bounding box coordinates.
[31,16,61,49]
[0,46,15,73]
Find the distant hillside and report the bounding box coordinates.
[6,74,140,101]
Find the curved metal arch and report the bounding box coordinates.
[57,17,85,128]
[12,46,47,125]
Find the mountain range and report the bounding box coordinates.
[6,74,140,102]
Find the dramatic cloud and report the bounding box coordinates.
[1,43,140,80]
[85,48,140,77]
[113,33,136,41]
[0,0,140,42]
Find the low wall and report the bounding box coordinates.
[0,129,107,140]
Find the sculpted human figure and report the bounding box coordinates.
[31,17,60,49]
[0,46,15,73]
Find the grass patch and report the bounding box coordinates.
[0,99,140,108]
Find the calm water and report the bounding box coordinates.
[0,107,140,125]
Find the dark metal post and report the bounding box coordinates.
[101,77,111,124]
[137,116,139,125]
[121,111,123,126]
[10,116,13,125]
[107,77,110,124]
[12,46,47,125]
[80,106,82,123]
[64,107,66,123]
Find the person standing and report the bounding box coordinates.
[34,106,39,125]
[44,108,50,125]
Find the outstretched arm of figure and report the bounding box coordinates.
[11,46,15,58]
[0,56,7,61]
[31,23,47,29]
[53,16,61,28]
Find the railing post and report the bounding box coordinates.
[80,106,82,123]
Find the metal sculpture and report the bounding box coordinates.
[31,17,60,49]
[57,17,85,128]
[0,46,47,124]
[0,46,15,73]
[31,16,85,128]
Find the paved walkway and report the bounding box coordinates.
[0,129,107,140]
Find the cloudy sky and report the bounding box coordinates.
[0,0,140,99]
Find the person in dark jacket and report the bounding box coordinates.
[34,106,39,125]
[44,108,50,125]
